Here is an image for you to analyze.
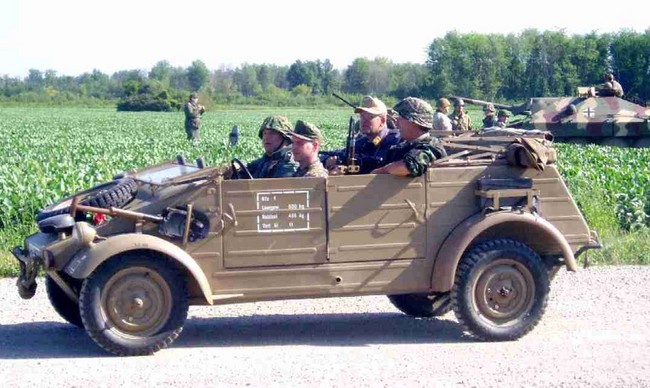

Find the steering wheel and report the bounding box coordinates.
[230,158,254,180]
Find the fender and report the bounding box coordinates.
[430,211,576,293]
[64,233,213,305]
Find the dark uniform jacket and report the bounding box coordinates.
[482,116,498,129]
[323,128,401,174]
[384,133,447,177]
[247,146,298,179]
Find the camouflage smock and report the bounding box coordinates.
[247,146,298,179]
[384,133,447,177]
[449,111,472,131]
[294,160,328,178]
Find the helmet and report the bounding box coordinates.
[258,115,293,140]
[454,98,465,107]
[497,109,511,117]
[483,103,496,113]
[436,98,451,109]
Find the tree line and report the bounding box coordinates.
[1,29,648,108]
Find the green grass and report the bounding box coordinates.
[0,106,648,276]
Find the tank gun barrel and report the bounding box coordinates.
[454,96,530,116]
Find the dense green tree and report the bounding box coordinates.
[186,60,209,91]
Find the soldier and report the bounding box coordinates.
[482,103,498,128]
[323,96,400,174]
[432,98,452,131]
[371,97,446,177]
[290,121,328,178]
[449,98,472,132]
[496,109,510,128]
[183,92,205,141]
[247,115,298,178]
[601,73,624,97]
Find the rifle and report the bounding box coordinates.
[332,93,360,174]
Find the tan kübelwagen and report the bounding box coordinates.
[12,133,600,356]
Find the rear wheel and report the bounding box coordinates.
[45,273,83,328]
[452,239,549,341]
[388,292,452,317]
[79,253,189,356]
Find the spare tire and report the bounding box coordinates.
[37,178,138,222]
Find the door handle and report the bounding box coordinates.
[223,203,238,227]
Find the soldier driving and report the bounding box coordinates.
[247,115,298,178]
[371,97,446,177]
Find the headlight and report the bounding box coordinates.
[72,222,97,246]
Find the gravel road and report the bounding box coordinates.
[1,266,649,387]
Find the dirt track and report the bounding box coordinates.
[1,266,649,387]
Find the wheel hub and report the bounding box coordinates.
[475,259,535,324]
[101,267,172,337]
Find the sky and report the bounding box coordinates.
[1,0,649,78]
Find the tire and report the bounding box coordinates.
[45,273,83,328]
[452,239,549,341]
[37,178,138,222]
[387,292,452,317]
[79,253,189,356]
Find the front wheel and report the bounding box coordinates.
[452,239,549,341]
[79,253,189,356]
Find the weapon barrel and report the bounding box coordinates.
[455,96,512,110]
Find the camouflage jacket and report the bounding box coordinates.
[294,160,328,178]
[482,116,498,129]
[449,112,472,131]
[247,146,298,179]
[184,102,205,130]
[321,128,400,174]
[384,133,447,177]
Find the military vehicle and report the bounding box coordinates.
[460,87,650,147]
[11,134,600,356]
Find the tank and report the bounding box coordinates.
[459,88,650,147]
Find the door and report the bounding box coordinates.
[327,174,427,263]
[221,177,327,268]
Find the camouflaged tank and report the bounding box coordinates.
[460,87,650,147]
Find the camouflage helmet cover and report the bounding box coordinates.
[189,92,198,99]
[483,103,496,112]
[393,97,434,130]
[497,109,511,117]
[289,120,324,142]
[258,115,293,139]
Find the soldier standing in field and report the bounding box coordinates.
[290,121,328,178]
[183,92,205,141]
[247,115,298,178]
[432,98,452,131]
[449,98,472,132]
[371,97,446,177]
[482,103,498,128]
[323,96,400,174]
